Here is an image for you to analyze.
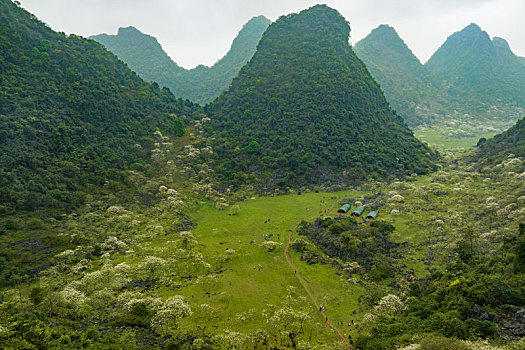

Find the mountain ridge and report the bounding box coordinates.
[91,16,271,104]
[356,22,525,132]
[354,24,444,127]
[207,5,437,188]
[425,22,525,108]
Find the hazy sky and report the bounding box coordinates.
[19,0,525,69]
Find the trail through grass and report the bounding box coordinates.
[174,190,366,343]
[283,208,348,344]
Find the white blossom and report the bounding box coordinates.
[262,241,282,252]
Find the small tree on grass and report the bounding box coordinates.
[135,256,167,286]
[229,205,240,216]
[179,231,196,250]
[263,241,282,252]
[152,295,192,335]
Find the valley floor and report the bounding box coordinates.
[1,130,524,349]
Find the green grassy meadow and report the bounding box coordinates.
[151,185,448,344]
[415,129,497,152]
[173,190,367,343]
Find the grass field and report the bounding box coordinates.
[147,186,438,345]
[174,190,366,344]
[415,129,497,152]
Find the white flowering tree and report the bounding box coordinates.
[213,330,247,349]
[363,294,406,326]
[134,256,167,286]
[151,295,192,335]
[179,231,196,250]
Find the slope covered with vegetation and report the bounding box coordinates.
[206,5,437,189]
[354,25,444,128]
[425,24,525,117]
[0,0,198,213]
[1,1,524,349]
[91,16,271,105]
[355,23,525,149]
[90,26,188,94]
[475,117,525,163]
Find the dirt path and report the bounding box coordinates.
[284,206,349,345]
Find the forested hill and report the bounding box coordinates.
[476,117,525,162]
[425,23,525,109]
[355,23,525,130]
[0,0,198,212]
[206,5,437,189]
[90,26,188,94]
[354,25,444,127]
[91,16,271,105]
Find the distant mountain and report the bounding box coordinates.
[90,26,187,92]
[354,25,444,127]
[0,0,198,211]
[91,16,271,105]
[355,23,525,130]
[425,23,525,114]
[206,5,437,188]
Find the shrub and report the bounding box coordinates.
[418,334,469,350]
[228,205,240,216]
[262,241,282,252]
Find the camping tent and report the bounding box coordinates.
[337,204,351,214]
[366,211,378,220]
[351,206,365,217]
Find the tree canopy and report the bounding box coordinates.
[0,0,199,212]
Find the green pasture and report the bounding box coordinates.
[178,190,363,341]
[155,187,435,342]
[415,129,497,152]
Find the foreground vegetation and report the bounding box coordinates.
[1,115,524,348]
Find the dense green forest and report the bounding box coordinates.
[91,16,271,105]
[475,117,525,163]
[206,5,437,189]
[0,0,199,213]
